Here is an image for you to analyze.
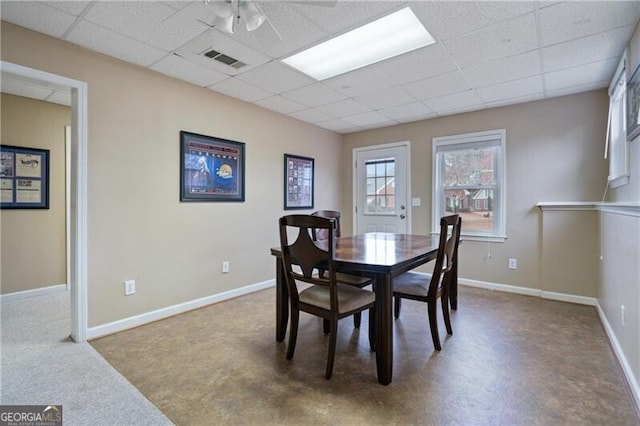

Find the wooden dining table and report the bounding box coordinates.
[270,232,458,385]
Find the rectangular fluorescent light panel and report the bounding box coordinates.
[282,7,435,81]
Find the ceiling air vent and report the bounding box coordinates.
[203,49,246,69]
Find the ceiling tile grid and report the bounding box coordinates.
[2,1,640,134]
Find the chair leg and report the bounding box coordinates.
[394,296,401,319]
[368,307,376,352]
[427,302,442,351]
[442,293,453,335]
[322,319,330,334]
[286,309,299,360]
[353,312,361,328]
[325,319,338,379]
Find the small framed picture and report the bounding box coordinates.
[1,145,50,209]
[627,62,640,141]
[180,131,245,202]
[284,154,314,210]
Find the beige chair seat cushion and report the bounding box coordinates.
[392,271,439,297]
[300,283,375,314]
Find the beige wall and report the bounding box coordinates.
[1,93,69,294]
[1,23,342,326]
[599,19,640,394]
[342,91,609,294]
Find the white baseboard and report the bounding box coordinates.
[596,301,640,414]
[87,279,275,340]
[459,278,597,306]
[0,283,68,301]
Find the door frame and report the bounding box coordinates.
[352,141,412,234]
[1,61,89,342]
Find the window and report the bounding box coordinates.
[606,52,630,188]
[432,129,506,242]
[365,158,396,214]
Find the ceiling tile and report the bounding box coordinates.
[462,50,541,88]
[282,83,347,108]
[545,82,608,99]
[323,67,396,97]
[403,71,471,101]
[443,12,538,68]
[236,61,315,94]
[1,77,55,101]
[83,1,208,51]
[477,75,543,103]
[150,54,229,87]
[255,95,306,115]
[539,1,640,46]
[316,99,371,118]
[544,58,618,92]
[424,90,485,113]
[375,43,459,85]
[1,1,77,38]
[291,1,400,34]
[290,108,334,124]
[354,87,416,110]
[378,102,434,121]
[343,111,397,127]
[486,93,544,109]
[66,21,168,68]
[210,78,272,103]
[412,1,537,42]
[45,1,91,16]
[315,118,362,134]
[542,25,633,72]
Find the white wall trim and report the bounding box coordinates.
[540,290,597,306]
[87,279,275,340]
[537,201,640,217]
[0,284,68,302]
[459,278,597,305]
[596,301,640,413]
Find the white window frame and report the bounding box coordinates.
[606,52,630,188]
[432,129,507,242]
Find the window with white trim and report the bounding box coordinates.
[606,52,629,188]
[432,129,506,242]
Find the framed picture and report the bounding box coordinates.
[1,145,50,209]
[627,62,640,141]
[284,153,314,210]
[180,131,245,202]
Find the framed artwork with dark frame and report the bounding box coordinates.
[0,145,50,209]
[627,62,640,141]
[284,153,314,210]
[180,131,245,202]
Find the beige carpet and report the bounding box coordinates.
[90,286,639,425]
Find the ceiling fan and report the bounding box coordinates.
[197,0,337,43]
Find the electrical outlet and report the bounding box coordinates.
[124,279,136,296]
[621,305,625,326]
[222,261,230,273]
[508,258,517,269]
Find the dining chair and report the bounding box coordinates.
[392,214,462,351]
[311,210,374,329]
[279,214,376,379]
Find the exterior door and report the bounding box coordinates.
[354,142,410,234]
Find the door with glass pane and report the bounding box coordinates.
[354,143,409,234]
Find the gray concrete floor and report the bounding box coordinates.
[90,286,639,425]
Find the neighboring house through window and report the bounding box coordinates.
[607,52,630,188]
[432,129,507,242]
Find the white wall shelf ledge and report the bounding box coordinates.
[536,201,640,217]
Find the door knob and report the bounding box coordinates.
[400,214,406,219]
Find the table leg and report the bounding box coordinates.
[375,272,393,385]
[275,257,288,342]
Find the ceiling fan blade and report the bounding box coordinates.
[252,15,282,45]
[210,14,235,34]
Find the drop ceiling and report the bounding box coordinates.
[1,1,639,134]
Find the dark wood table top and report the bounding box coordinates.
[272,232,440,275]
